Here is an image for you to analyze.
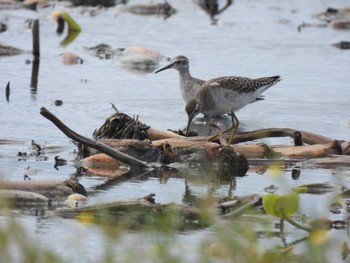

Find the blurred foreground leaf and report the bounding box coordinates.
[263,192,300,218]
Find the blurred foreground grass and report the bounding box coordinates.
[0,196,341,263]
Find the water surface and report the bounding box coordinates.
[1,0,350,261]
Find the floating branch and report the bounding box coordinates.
[40,107,150,170]
[226,128,334,145]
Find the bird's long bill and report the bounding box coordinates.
[154,62,174,74]
[185,113,195,137]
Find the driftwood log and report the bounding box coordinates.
[42,108,249,176]
[41,107,350,171]
[83,138,348,164]
[226,128,334,145]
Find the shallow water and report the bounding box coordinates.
[1,0,350,261]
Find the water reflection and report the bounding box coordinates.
[30,59,39,98]
[188,114,233,136]
[291,168,301,180]
[84,43,169,73]
[59,30,81,46]
[194,0,233,23]
[115,2,177,19]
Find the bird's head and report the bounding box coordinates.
[155,55,189,73]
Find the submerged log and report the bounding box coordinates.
[0,181,73,200]
[219,194,261,218]
[0,179,86,200]
[0,189,49,205]
[57,195,207,230]
[56,193,260,230]
[303,155,350,168]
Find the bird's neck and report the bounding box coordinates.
[178,68,192,80]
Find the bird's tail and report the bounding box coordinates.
[252,75,282,95]
[267,75,282,83]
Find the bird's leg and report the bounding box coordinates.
[209,121,227,145]
[207,112,239,145]
[207,127,223,143]
[207,127,220,142]
[227,111,239,145]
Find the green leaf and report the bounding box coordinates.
[262,193,280,217]
[61,12,81,32]
[263,193,300,218]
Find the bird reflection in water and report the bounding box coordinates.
[194,0,233,24]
